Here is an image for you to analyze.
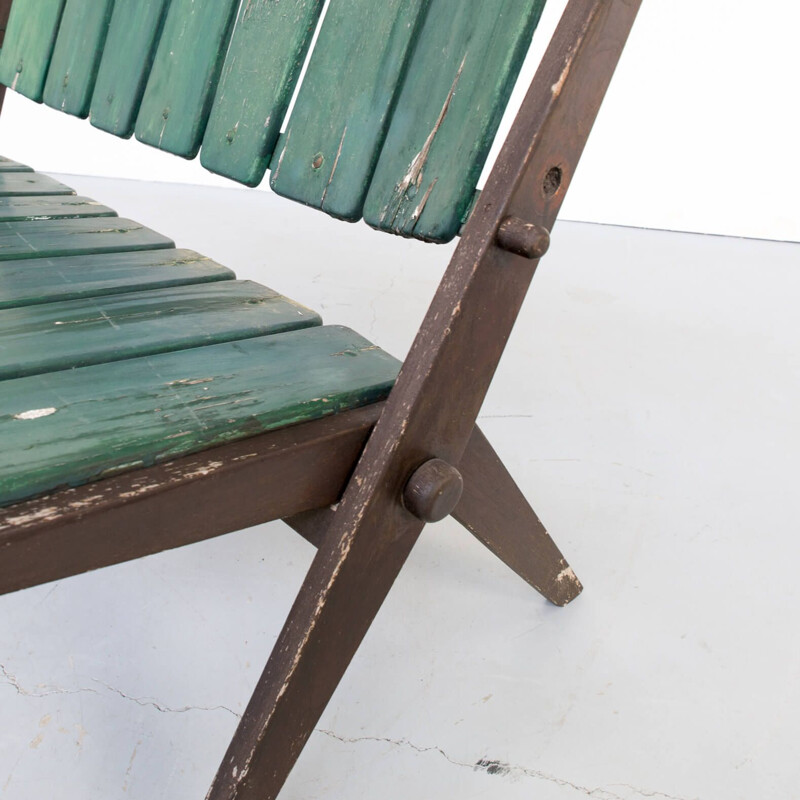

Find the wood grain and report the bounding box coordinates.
[136,0,240,157]
[42,0,114,117]
[0,195,115,221]
[0,172,74,196]
[269,0,428,220]
[364,0,548,242]
[0,325,398,506]
[0,0,66,101]
[201,0,325,186]
[90,0,172,137]
[0,217,173,259]
[0,279,321,379]
[0,248,234,310]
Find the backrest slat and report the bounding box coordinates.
[90,0,172,138]
[200,0,325,188]
[42,0,113,117]
[269,0,429,221]
[0,0,66,101]
[364,0,548,243]
[135,0,240,158]
[1,0,552,243]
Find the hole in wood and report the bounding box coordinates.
[543,166,562,198]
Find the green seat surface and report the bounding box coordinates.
[0,159,399,508]
[0,249,234,309]
[0,158,34,173]
[0,217,174,260]
[0,280,321,380]
[0,173,75,197]
[0,195,116,222]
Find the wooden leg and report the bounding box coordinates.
[287,426,583,607]
[206,490,425,800]
[454,426,583,606]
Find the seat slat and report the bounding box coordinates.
[0,248,235,310]
[42,0,114,118]
[136,0,240,158]
[201,0,325,187]
[0,217,173,260]
[0,280,321,380]
[90,0,171,138]
[0,157,34,173]
[0,196,116,222]
[0,172,74,197]
[269,0,429,221]
[0,325,399,507]
[0,0,66,101]
[364,0,548,243]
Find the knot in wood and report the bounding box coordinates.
[403,459,464,523]
[496,216,551,260]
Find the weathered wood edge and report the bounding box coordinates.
[0,404,383,596]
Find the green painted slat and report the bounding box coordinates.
[201,0,324,187]
[364,0,547,243]
[0,173,75,197]
[0,157,33,172]
[42,0,114,117]
[90,0,172,138]
[0,280,321,380]
[136,0,240,158]
[0,218,173,261]
[0,0,66,101]
[0,325,399,506]
[0,248,234,310]
[269,0,429,221]
[0,196,116,222]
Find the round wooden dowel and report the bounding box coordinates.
[403,458,464,523]
[496,216,551,260]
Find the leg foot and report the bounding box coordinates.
[454,426,583,606]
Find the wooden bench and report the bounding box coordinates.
[0,0,642,797]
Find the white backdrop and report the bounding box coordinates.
[1,0,798,242]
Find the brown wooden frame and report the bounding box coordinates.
[0,1,642,797]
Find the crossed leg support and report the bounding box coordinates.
[207,425,581,800]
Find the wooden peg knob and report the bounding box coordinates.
[403,459,464,523]
[496,216,550,259]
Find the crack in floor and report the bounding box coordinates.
[316,729,698,800]
[2,663,696,800]
[1,663,239,718]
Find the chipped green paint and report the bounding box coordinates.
[90,0,172,137]
[0,172,75,196]
[0,279,321,380]
[0,325,399,506]
[42,0,114,118]
[0,195,115,222]
[201,0,325,187]
[136,0,239,157]
[0,157,33,172]
[0,248,234,310]
[0,0,66,101]
[364,0,548,242]
[0,217,173,260]
[270,0,429,220]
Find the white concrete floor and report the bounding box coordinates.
[1,176,799,800]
